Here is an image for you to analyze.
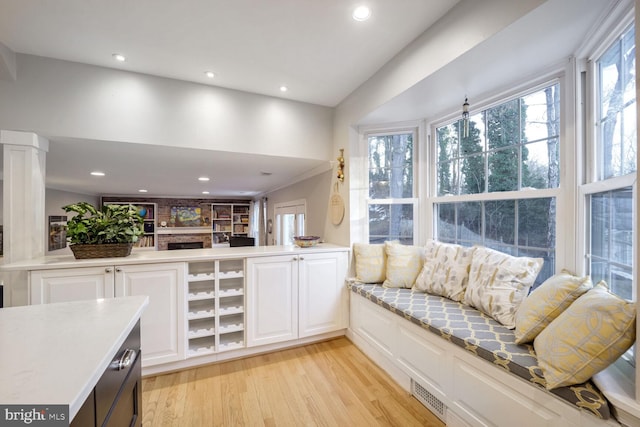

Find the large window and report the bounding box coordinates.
[585,23,636,300]
[367,131,417,244]
[434,83,561,285]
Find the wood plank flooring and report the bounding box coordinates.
[142,337,445,426]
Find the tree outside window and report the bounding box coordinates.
[368,132,416,244]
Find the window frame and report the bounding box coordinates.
[577,6,637,373]
[581,12,637,300]
[361,125,420,245]
[428,77,568,281]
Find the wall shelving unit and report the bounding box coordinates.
[211,203,251,244]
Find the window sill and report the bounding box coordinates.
[593,359,640,426]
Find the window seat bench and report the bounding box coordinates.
[347,281,620,426]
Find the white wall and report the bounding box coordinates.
[326,0,546,246]
[0,54,334,162]
[264,170,333,245]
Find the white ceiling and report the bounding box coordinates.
[0,0,461,197]
[0,0,616,198]
[46,138,328,198]
[0,0,459,107]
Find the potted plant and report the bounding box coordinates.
[62,202,144,259]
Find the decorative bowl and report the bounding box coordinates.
[293,236,321,248]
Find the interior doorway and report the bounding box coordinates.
[274,199,306,245]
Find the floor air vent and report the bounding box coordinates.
[411,380,446,422]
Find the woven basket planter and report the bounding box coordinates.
[69,243,134,259]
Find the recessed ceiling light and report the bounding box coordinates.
[90,171,105,177]
[202,191,210,195]
[352,5,371,21]
[198,176,210,181]
[138,189,148,193]
[112,53,126,62]
[279,86,288,92]
[205,71,215,78]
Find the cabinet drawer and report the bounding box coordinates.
[95,321,141,426]
[104,352,141,427]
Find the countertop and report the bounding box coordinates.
[0,243,350,271]
[0,296,149,420]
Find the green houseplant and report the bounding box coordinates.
[62,202,144,259]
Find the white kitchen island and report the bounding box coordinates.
[0,295,148,423]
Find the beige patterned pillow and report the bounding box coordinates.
[463,246,543,328]
[534,282,636,390]
[413,240,476,302]
[382,242,424,288]
[353,243,386,283]
[514,270,592,344]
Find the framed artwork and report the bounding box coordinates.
[48,215,67,251]
[170,207,202,227]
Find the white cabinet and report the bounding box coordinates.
[29,263,186,367]
[115,263,186,367]
[246,251,348,347]
[246,255,298,347]
[30,266,115,304]
[186,259,245,357]
[298,252,348,338]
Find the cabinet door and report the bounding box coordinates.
[298,251,348,338]
[246,255,298,347]
[114,263,186,367]
[30,267,114,304]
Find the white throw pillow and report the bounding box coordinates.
[463,246,543,329]
[353,243,386,283]
[382,241,424,288]
[413,240,476,302]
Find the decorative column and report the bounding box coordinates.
[1,130,48,306]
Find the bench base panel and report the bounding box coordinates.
[348,294,620,427]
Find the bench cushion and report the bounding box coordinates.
[348,281,611,420]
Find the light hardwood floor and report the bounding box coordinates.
[142,337,444,426]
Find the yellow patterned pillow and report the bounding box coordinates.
[463,246,543,328]
[413,240,476,302]
[383,242,424,288]
[514,270,592,344]
[353,243,387,283]
[534,282,636,390]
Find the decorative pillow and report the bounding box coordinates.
[382,242,424,288]
[463,246,543,328]
[413,240,476,302]
[353,243,386,283]
[514,270,592,344]
[534,282,636,390]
